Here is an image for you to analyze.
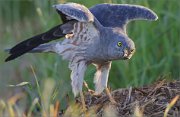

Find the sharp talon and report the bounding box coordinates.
[83,81,95,94]
[88,89,95,94]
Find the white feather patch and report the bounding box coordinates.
[94,62,112,95]
[69,61,87,97]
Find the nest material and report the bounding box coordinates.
[80,80,180,117]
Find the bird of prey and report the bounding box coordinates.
[5,3,158,110]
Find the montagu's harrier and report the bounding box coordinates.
[5,3,158,110]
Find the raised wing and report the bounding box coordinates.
[90,4,158,31]
[53,3,100,45]
[53,3,94,23]
[5,3,98,62]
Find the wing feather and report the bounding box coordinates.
[53,3,94,22]
[90,4,158,30]
[5,3,99,62]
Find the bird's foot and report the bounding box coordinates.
[87,89,95,95]
[83,81,95,95]
[105,88,119,106]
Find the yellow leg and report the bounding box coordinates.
[80,91,87,112]
[105,87,117,104]
[83,81,95,94]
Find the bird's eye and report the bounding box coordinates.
[117,42,122,47]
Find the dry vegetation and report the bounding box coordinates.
[69,80,180,117]
[0,79,179,117]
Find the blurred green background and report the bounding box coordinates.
[0,0,179,104]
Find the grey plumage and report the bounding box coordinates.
[5,3,158,97]
[90,4,158,31]
[53,3,94,22]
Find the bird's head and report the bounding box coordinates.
[106,32,135,61]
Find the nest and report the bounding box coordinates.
[70,80,180,117]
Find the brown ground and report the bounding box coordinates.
[68,80,180,117]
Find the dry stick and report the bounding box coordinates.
[146,79,166,98]
[54,101,60,117]
[30,65,46,117]
[164,95,180,117]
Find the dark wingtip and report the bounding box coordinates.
[5,57,11,62]
[4,48,12,62]
[5,59,9,62]
[5,55,13,62]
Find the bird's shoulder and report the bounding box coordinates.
[66,22,99,44]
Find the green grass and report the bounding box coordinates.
[0,0,180,116]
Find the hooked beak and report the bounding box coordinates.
[123,48,135,60]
